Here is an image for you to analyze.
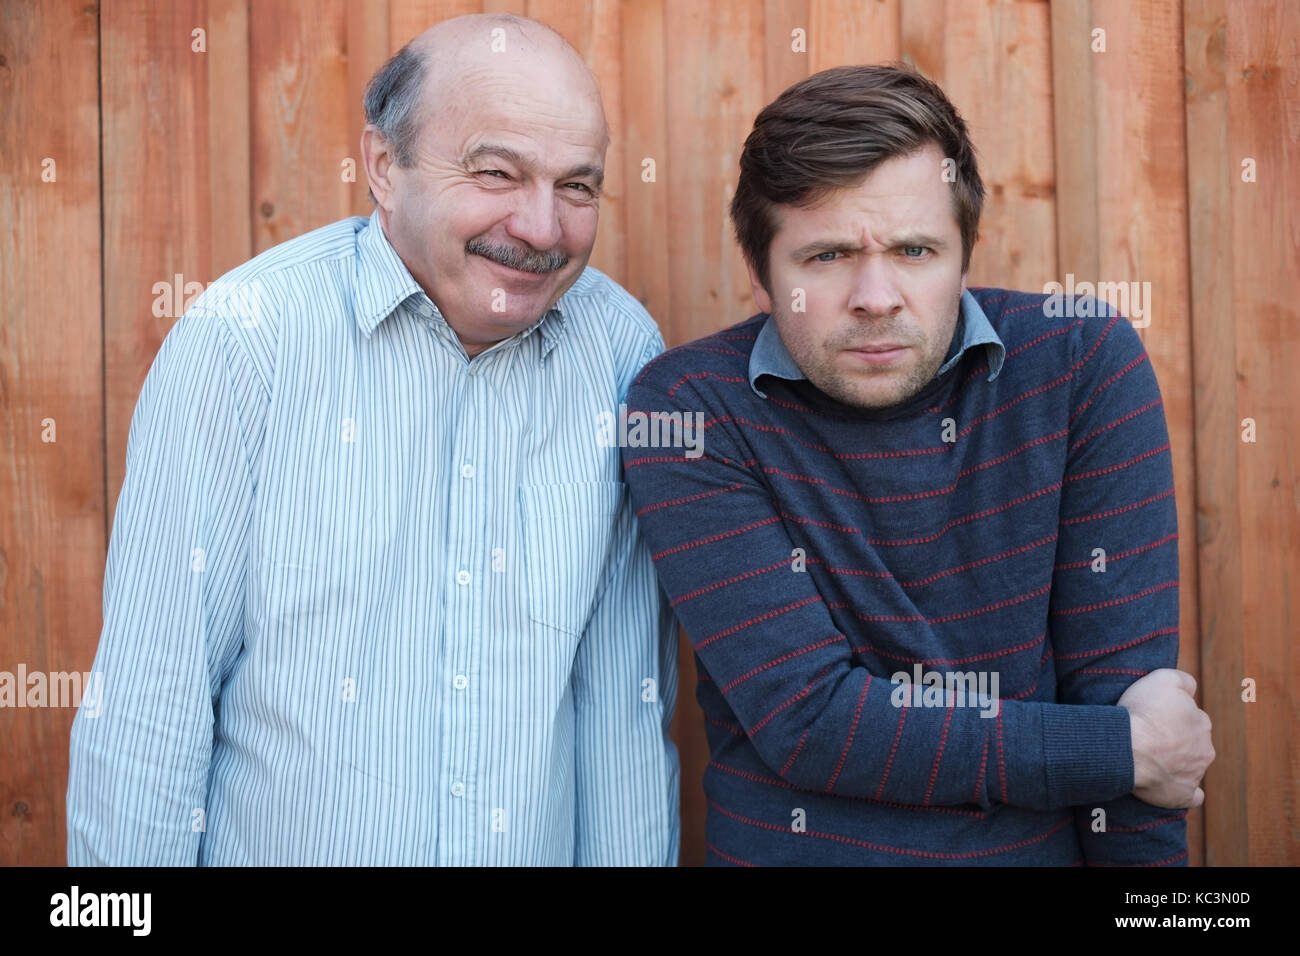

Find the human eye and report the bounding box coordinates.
[564,182,596,196]
[901,245,931,259]
[810,250,841,263]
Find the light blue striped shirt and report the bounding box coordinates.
[67,209,681,866]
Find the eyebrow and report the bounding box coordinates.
[788,234,948,261]
[462,143,604,190]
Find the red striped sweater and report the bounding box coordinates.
[621,287,1187,865]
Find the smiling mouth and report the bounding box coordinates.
[477,253,548,278]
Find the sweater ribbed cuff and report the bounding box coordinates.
[1042,704,1134,807]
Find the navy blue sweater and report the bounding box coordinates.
[622,288,1187,865]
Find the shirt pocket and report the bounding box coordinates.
[518,481,625,636]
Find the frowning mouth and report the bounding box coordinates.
[845,345,909,365]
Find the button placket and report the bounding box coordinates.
[442,367,485,861]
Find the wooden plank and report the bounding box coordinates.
[250,0,353,253]
[1223,0,1299,866]
[907,0,1057,294]
[1,0,1284,873]
[207,0,252,275]
[663,0,767,347]
[1049,0,1100,280]
[1087,0,1203,865]
[808,0,900,71]
[764,0,810,102]
[102,0,233,520]
[900,0,945,82]
[347,0,392,218]
[0,0,105,865]
[1184,0,1249,868]
[620,0,672,324]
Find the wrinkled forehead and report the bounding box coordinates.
[426,54,608,157]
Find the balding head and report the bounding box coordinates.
[365,14,607,176]
[360,13,611,358]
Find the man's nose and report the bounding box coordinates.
[846,256,905,318]
[505,184,563,252]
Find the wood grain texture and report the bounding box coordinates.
[1049,0,1099,280]
[764,0,810,102]
[1,0,1294,866]
[1184,0,1248,867]
[620,0,671,321]
[250,0,353,252]
[1087,0,1204,863]
[908,0,1058,293]
[102,0,237,523]
[1221,0,1298,865]
[0,0,105,865]
[809,0,900,71]
[207,0,253,275]
[347,0,392,218]
[663,0,766,346]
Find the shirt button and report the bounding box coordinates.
[456,569,471,586]
[460,463,475,479]
[451,782,465,798]
[453,674,468,690]
[418,301,433,317]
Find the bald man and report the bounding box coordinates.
[67,14,680,866]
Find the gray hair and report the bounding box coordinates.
[362,43,429,200]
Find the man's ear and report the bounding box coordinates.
[361,126,397,210]
[745,261,774,315]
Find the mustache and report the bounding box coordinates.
[466,237,568,274]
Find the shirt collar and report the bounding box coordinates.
[748,288,1005,398]
[352,207,568,359]
[352,208,424,338]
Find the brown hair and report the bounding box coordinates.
[730,64,984,292]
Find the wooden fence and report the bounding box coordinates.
[1,0,1295,865]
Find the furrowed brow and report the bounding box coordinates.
[889,234,948,249]
[789,239,861,260]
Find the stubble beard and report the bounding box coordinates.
[775,296,961,411]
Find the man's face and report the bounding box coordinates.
[748,144,968,409]
[377,60,607,356]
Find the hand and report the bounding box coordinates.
[1118,668,1215,808]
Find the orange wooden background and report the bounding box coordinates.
[1,0,1295,866]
